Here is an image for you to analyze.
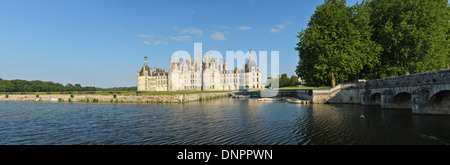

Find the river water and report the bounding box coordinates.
[0,98,449,145]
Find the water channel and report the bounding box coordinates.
[0,97,449,145]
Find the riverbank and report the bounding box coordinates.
[0,92,231,104]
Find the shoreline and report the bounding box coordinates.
[0,92,231,104]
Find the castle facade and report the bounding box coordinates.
[137,50,262,91]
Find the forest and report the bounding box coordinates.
[0,78,136,92]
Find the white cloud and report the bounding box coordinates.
[270,24,285,33]
[137,34,154,38]
[210,32,227,41]
[218,25,230,29]
[154,40,162,45]
[179,27,203,35]
[143,40,168,46]
[169,35,191,41]
[153,40,168,45]
[239,26,251,30]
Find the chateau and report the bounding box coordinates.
[137,50,262,91]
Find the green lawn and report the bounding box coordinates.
[278,86,331,90]
[2,90,232,95]
[118,90,232,95]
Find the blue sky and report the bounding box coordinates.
[0,0,361,88]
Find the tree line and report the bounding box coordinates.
[0,78,136,92]
[296,0,450,87]
[266,74,300,88]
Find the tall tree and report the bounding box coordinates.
[296,0,380,87]
[369,0,450,76]
[279,74,290,87]
[447,4,450,69]
[289,75,299,86]
[0,79,13,92]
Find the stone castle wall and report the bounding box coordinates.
[0,92,231,104]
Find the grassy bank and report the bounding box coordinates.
[1,90,233,95]
[278,86,331,90]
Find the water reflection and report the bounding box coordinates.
[0,98,449,145]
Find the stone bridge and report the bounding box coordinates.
[359,69,449,114]
[314,69,450,115]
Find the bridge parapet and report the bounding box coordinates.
[359,69,450,114]
[358,69,450,89]
[318,69,449,114]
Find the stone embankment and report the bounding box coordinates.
[0,92,231,104]
[312,83,359,104]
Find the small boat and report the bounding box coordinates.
[258,98,281,101]
[234,94,250,98]
[285,98,303,104]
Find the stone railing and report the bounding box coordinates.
[313,83,356,95]
[359,69,450,89]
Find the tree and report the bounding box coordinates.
[266,76,279,88]
[290,75,299,86]
[448,4,450,69]
[279,74,290,87]
[0,79,13,92]
[296,0,380,87]
[65,83,74,91]
[369,0,450,76]
[74,84,82,91]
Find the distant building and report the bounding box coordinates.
[137,50,262,91]
[298,77,303,85]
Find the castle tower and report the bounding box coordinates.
[197,49,202,62]
[249,49,254,62]
[224,60,227,71]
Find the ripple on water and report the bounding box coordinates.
[1,99,450,145]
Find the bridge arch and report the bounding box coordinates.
[428,90,450,112]
[391,92,412,109]
[369,93,381,105]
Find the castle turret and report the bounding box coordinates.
[138,56,151,76]
[144,56,148,67]
[174,53,178,63]
[197,48,202,62]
